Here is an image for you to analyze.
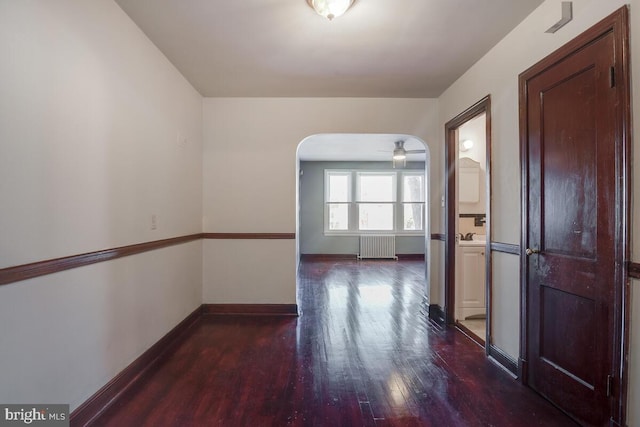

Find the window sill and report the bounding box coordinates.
[323,232,426,237]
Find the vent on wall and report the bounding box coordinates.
[358,235,397,260]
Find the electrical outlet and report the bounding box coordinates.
[151,214,158,230]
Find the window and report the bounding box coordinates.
[324,169,425,234]
[402,173,425,231]
[326,171,350,231]
[357,172,396,231]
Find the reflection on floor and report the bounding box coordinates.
[94,259,576,426]
[458,318,486,343]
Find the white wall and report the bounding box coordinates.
[0,243,202,410]
[437,0,638,424]
[202,98,440,304]
[0,0,203,410]
[202,240,296,304]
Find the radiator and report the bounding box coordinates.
[358,235,398,260]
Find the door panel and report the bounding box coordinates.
[540,286,595,386]
[524,31,617,426]
[541,67,597,259]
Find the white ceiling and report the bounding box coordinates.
[298,134,426,161]
[114,0,544,98]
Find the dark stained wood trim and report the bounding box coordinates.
[455,322,485,347]
[0,234,202,287]
[301,254,357,261]
[0,232,299,286]
[430,233,445,241]
[629,262,640,279]
[519,7,630,424]
[488,344,518,377]
[302,254,424,261]
[518,23,531,390]
[484,103,493,359]
[490,242,520,255]
[397,254,425,261]
[428,304,445,326]
[203,233,295,240]
[70,306,202,427]
[202,304,299,316]
[619,7,632,426]
[444,96,491,328]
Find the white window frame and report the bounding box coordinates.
[324,170,352,233]
[398,171,426,234]
[323,169,425,236]
[356,171,397,232]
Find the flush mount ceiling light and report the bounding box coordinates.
[306,0,356,21]
[460,139,474,152]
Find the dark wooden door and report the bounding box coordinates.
[521,13,627,427]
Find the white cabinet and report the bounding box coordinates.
[455,244,486,321]
[459,157,480,203]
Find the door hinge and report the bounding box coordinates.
[610,66,616,88]
[606,374,614,397]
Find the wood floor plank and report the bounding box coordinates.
[93,259,576,426]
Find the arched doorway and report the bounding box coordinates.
[295,133,432,308]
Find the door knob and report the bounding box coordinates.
[525,248,540,256]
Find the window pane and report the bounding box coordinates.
[358,174,394,202]
[328,174,349,202]
[359,204,393,230]
[403,203,424,231]
[328,204,349,230]
[403,174,424,202]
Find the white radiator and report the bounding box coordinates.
[358,235,397,260]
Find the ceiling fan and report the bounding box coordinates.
[390,140,425,168]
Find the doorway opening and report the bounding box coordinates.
[295,133,432,310]
[444,97,491,348]
[455,113,488,344]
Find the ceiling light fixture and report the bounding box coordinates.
[392,140,425,168]
[393,141,407,161]
[306,0,356,21]
[460,139,474,152]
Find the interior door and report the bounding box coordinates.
[521,16,625,427]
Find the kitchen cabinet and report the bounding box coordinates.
[455,243,486,321]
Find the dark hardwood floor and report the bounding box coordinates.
[94,259,576,426]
